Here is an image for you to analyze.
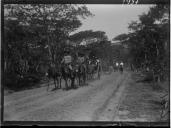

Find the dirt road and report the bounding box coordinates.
[4,72,130,121]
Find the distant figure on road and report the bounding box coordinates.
[96,58,101,79]
[119,61,124,74]
[115,62,119,72]
[130,64,134,72]
[120,61,124,67]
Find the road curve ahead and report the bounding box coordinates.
[4,71,130,121]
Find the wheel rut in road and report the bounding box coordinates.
[92,73,129,121]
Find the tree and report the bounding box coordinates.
[115,4,169,81]
[69,30,108,44]
[4,4,93,88]
[5,4,93,63]
[69,30,110,64]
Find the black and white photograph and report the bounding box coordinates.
[2,1,170,126]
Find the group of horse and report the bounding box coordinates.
[45,59,101,91]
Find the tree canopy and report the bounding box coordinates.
[4,4,93,88]
[69,30,108,43]
[113,4,169,80]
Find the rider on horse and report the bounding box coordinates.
[61,49,76,89]
[61,50,73,70]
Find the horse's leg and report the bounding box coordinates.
[89,72,91,80]
[59,76,62,89]
[81,75,83,85]
[98,71,100,79]
[71,78,73,88]
[71,77,75,88]
[83,73,86,85]
[64,78,67,90]
[65,78,68,90]
[62,76,66,90]
[76,74,79,87]
[81,74,83,85]
[57,76,59,89]
[54,77,56,89]
[88,71,90,80]
[78,75,80,86]
[79,76,81,86]
[47,77,50,91]
[82,73,84,85]
[75,74,78,86]
[84,72,87,84]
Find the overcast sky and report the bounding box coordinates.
[71,4,153,41]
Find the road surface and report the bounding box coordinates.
[4,71,130,121]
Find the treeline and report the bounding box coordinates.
[3,4,93,89]
[114,4,169,82]
[3,4,114,90]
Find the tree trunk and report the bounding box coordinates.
[152,70,156,86]
[47,36,53,62]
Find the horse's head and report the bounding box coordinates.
[79,64,86,73]
[63,65,69,74]
[73,64,79,73]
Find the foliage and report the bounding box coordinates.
[114,4,169,81]
[69,30,108,43]
[4,4,93,89]
[69,30,112,68]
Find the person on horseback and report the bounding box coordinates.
[96,58,101,79]
[61,51,73,70]
[61,50,76,90]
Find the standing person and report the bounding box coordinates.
[116,62,119,72]
[96,58,102,79]
[130,63,134,72]
[119,61,124,74]
[113,60,115,72]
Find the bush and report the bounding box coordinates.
[4,72,42,90]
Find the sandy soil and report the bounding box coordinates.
[114,72,169,123]
[4,71,169,125]
[4,72,129,121]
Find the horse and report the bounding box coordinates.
[61,63,77,90]
[86,62,96,80]
[94,60,101,79]
[86,59,100,80]
[76,63,87,86]
[46,63,62,91]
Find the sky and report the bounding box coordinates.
[71,4,153,41]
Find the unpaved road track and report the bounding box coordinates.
[4,72,130,121]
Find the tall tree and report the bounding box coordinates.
[4,4,93,88]
[69,30,108,44]
[114,4,169,81]
[4,4,93,63]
